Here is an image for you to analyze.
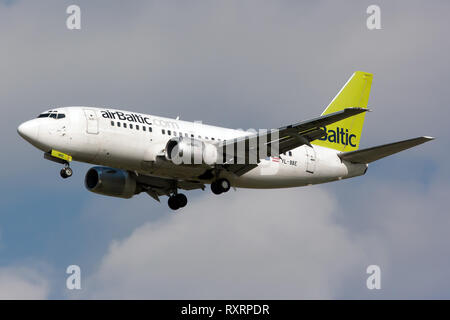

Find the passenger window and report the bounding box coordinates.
[168,130,171,135]
[162,129,165,134]
[123,123,127,128]
[117,122,121,127]
[130,124,133,129]
[211,137,215,141]
[136,125,139,130]
[111,121,114,126]
[191,134,194,138]
[149,127,152,132]
[179,132,183,137]
[143,126,146,132]
[289,151,292,156]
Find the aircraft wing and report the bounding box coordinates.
[135,174,205,202]
[219,107,369,176]
[338,136,434,164]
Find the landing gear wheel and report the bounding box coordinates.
[175,193,188,208]
[211,179,230,194]
[217,178,230,193]
[168,196,179,210]
[211,181,222,195]
[168,193,188,210]
[60,169,68,179]
[64,167,73,177]
[60,167,73,179]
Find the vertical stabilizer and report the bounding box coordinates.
[312,71,373,151]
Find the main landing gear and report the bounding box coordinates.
[211,178,231,195]
[168,193,188,210]
[60,164,73,179]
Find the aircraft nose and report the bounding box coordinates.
[17,120,40,144]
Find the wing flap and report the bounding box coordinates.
[338,136,434,164]
[135,173,205,202]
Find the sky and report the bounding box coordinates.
[0,0,449,299]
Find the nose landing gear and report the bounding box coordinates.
[60,164,73,179]
[44,150,74,179]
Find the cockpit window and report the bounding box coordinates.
[37,111,66,119]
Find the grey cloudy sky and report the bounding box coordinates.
[0,0,449,299]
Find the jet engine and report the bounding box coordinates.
[165,137,218,165]
[84,166,140,199]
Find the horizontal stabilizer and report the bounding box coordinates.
[338,136,434,164]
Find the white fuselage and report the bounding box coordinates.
[18,106,368,188]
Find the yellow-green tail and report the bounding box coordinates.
[312,71,373,152]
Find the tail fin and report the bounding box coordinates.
[312,71,373,152]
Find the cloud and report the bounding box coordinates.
[82,187,372,299]
[0,267,50,299]
[336,178,450,298]
[0,0,16,7]
[77,171,450,299]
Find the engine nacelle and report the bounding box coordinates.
[165,137,218,165]
[84,166,139,199]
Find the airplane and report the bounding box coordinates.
[17,71,434,210]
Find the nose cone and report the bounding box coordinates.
[18,120,40,145]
